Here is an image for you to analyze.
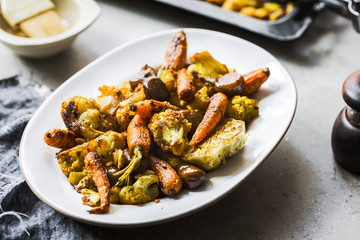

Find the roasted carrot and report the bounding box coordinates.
[127,114,151,153]
[149,154,182,196]
[44,128,77,149]
[84,152,110,214]
[189,92,228,146]
[157,150,206,189]
[130,100,179,119]
[163,31,187,71]
[114,114,151,186]
[177,68,196,102]
[243,68,270,96]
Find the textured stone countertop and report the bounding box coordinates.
[1,0,360,239]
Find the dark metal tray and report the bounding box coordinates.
[154,0,360,40]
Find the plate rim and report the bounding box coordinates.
[19,28,298,227]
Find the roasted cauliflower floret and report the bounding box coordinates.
[115,105,135,132]
[187,51,228,83]
[119,170,159,204]
[61,96,119,140]
[186,86,210,110]
[158,67,177,92]
[118,84,147,109]
[226,95,259,123]
[78,109,118,140]
[182,119,248,170]
[148,109,191,156]
[57,131,126,176]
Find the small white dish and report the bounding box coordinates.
[0,0,100,58]
[19,28,297,227]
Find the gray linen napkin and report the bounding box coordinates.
[0,76,105,239]
[0,75,52,239]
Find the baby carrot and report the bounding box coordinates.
[84,152,110,214]
[127,114,151,153]
[189,92,228,146]
[243,68,270,96]
[149,154,182,196]
[163,31,187,71]
[44,128,76,149]
[115,115,151,187]
[177,68,195,102]
[130,100,179,119]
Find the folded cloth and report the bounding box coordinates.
[0,76,106,239]
[0,75,51,239]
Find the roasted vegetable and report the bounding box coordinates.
[68,171,86,185]
[269,8,285,21]
[163,31,187,71]
[143,76,170,101]
[158,67,177,92]
[168,91,187,108]
[157,150,206,189]
[118,84,147,109]
[186,86,210,111]
[119,170,159,204]
[78,109,118,140]
[190,92,228,146]
[60,96,96,133]
[115,105,135,132]
[98,85,123,98]
[131,99,179,119]
[132,154,150,175]
[243,68,270,95]
[149,155,182,196]
[109,186,121,204]
[60,96,118,140]
[106,166,120,186]
[44,128,77,149]
[148,109,191,156]
[222,0,258,11]
[81,189,100,207]
[183,119,248,170]
[207,0,291,21]
[84,152,110,214]
[127,115,151,153]
[226,95,259,123]
[129,65,156,89]
[57,131,127,176]
[215,72,245,97]
[206,0,225,5]
[96,85,123,116]
[177,68,196,102]
[240,6,257,17]
[114,114,151,186]
[178,109,204,135]
[254,8,270,19]
[75,175,97,192]
[187,51,228,82]
[95,95,121,117]
[118,81,133,99]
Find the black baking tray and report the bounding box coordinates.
[153,0,360,41]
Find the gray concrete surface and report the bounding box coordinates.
[1,0,360,239]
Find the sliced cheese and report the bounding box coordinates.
[1,0,54,27]
[19,10,67,38]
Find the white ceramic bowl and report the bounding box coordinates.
[0,0,100,58]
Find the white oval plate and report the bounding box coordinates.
[19,28,297,227]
